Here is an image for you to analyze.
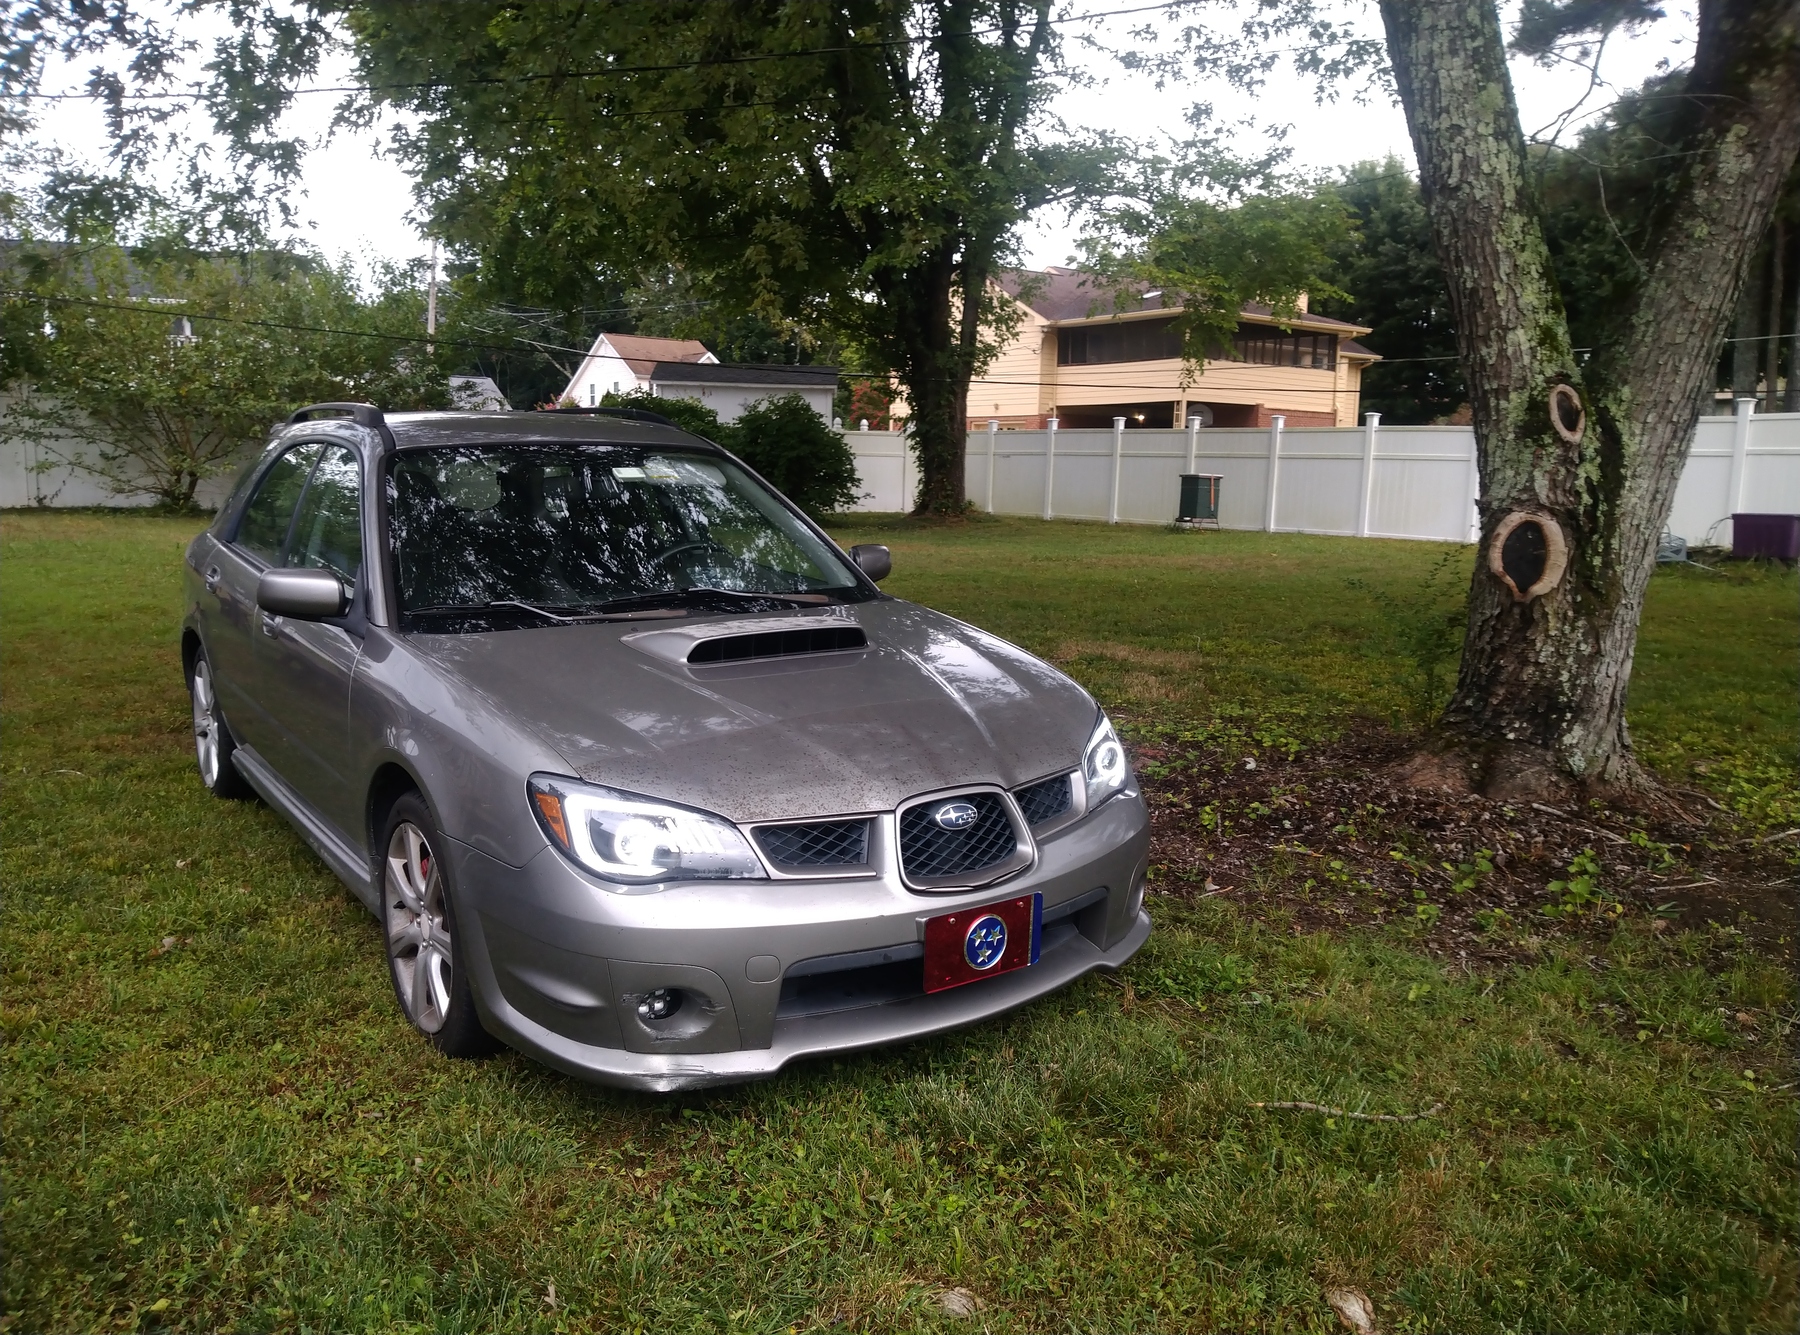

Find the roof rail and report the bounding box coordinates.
[287,402,387,429]
[535,405,677,428]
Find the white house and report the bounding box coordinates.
[563,333,718,406]
[644,361,838,425]
[561,332,837,424]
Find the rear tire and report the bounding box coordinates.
[189,650,252,799]
[380,793,498,1059]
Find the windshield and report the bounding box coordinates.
[387,443,867,629]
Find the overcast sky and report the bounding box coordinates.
[25,2,1699,284]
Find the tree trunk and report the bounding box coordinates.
[1767,221,1786,410]
[1380,0,1800,799]
[1788,226,1800,411]
[1732,247,1765,398]
[878,239,970,515]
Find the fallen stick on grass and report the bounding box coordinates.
[1251,1100,1445,1123]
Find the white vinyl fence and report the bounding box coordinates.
[0,390,238,509]
[844,399,1800,548]
[4,393,1796,550]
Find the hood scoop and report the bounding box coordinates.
[687,624,866,664]
[622,613,867,667]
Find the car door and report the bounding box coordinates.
[253,443,366,837]
[205,442,322,752]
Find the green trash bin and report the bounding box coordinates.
[1178,474,1221,527]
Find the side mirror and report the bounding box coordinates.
[258,567,349,620]
[849,543,891,582]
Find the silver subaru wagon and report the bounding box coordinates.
[182,403,1151,1091]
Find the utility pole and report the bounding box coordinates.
[426,238,439,356]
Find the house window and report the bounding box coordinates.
[1231,324,1338,370]
[588,384,596,405]
[1056,316,1184,365]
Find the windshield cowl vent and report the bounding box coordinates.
[687,625,867,665]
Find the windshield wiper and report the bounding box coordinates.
[407,599,685,624]
[683,586,834,606]
[591,587,830,614]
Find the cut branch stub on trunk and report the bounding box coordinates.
[1548,384,1585,446]
[1488,511,1568,603]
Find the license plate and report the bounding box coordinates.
[922,892,1042,993]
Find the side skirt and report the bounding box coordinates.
[232,746,380,916]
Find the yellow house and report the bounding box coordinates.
[970,267,1379,430]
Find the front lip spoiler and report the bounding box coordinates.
[491,909,1152,1093]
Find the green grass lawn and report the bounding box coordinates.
[4,510,1795,1333]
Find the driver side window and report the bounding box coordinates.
[286,445,363,587]
[235,444,322,566]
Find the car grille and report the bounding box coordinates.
[898,793,1019,881]
[755,819,870,869]
[1013,772,1073,827]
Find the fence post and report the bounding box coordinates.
[1109,416,1125,523]
[1727,396,1755,536]
[1466,431,1481,543]
[1264,414,1285,532]
[986,419,999,514]
[1185,414,1200,474]
[1041,417,1058,520]
[1357,411,1380,537]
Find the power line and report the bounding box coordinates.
[12,287,1779,399]
[4,286,543,358]
[3,1,1190,103]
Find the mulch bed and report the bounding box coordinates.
[1126,721,1797,964]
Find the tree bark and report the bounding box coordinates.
[1767,221,1786,410]
[1788,225,1800,410]
[877,238,971,514]
[1380,0,1800,798]
[1731,247,1765,398]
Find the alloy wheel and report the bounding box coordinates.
[385,821,453,1034]
[191,659,221,786]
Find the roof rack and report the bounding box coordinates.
[535,405,677,428]
[287,402,387,429]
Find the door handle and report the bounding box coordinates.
[204,565,222,592]
[259,610,282,638]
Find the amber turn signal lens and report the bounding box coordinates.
[533,790,569,848]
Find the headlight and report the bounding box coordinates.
[1083,711,1132,808]
[527,774,765,887]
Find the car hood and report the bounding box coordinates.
[404,600,1097,824]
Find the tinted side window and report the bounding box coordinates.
[236,444,322,565]
[211,445,278,536]
[286,445,363,585]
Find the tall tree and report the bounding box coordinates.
[307,0,1111,515]
[1312,159,1467,424]
[1377,0,1800,797]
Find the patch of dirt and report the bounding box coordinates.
[1126,719,1797,963]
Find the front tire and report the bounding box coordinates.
[189,650,251,799]
[380,793,497,1059]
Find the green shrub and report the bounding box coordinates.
[725,393,861,519]
[602,389,859,519]
[600,387,728,441]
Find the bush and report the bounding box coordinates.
[600,387,727,441]
[724,393,861,518]
[607,388,859,518]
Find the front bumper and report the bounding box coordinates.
[445,793,1151,1091]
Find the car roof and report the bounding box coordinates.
[378,410,724,454]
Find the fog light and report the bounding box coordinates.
[637,988,681,1021]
